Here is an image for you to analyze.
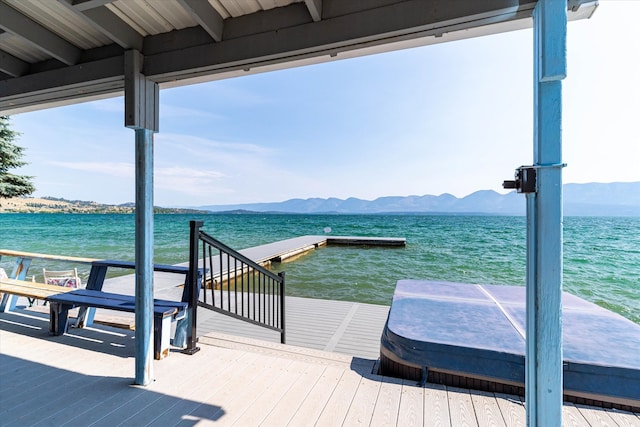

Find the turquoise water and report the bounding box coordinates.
[1,213,638,324]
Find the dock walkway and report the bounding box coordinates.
[93,235,399,359]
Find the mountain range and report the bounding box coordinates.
[197,182,640,216]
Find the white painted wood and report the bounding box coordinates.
[605,408,640,427]
[287,365,344,425]
[2,305,638,426]
[574,404,618,427]
[196,355,295,426]
[231,360,309,426]
[424,383,451,427]
[494,393,526,427]
[342,374,382,425]
[447,386,478,427]
[123,350,255,425]
[146,350,261,426]
[314,368,363,427]
[396,379,424,427]
[562,403,590,427]
[370,376,403,427]
[259,363,326,426]
[470,390,507,427]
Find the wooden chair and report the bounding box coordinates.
[42,268,82,289]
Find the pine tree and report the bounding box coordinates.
[0,116,35,198]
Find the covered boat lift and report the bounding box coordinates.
[0,1,598,424]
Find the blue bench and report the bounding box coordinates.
[76,260,193,333]
[48,289,188,360]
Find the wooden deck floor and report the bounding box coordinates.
[3,309,638,427]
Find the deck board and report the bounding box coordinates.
[424,383,452,427]
[471,390,508,427]
[232,360,309,426]
[342,375,382,426]
[288,365,345,426]
[605,408,640,426]
[397,379,425,427]
[448,386,480,427]
[563,403,590,427]
[314,368,363,427]
[494,393,527,427]
[370,375,403,427]
[259,363,327,426]
[2,302,638,426]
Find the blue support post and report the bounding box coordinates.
[125,49,159,386]
[134,128,154,385]
[527,0,567,425]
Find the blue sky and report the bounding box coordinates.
[9,1,640,207]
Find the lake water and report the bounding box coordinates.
[1,213,638,324]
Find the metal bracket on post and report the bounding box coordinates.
[503,166,537,194]
[503,163,566,194]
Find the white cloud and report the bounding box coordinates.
[156,133,273,156]
[48,161,134,178]
[159,105,224,121]
[155,166,227,195]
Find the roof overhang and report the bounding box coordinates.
[0,0,597,115]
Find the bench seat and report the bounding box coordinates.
[47,289,188,360]
[0,277,74,312]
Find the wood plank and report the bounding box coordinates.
[370,376,403,427]
[3,309,639,427]
[106,348,249,426]
[190,355,295,426]
[178,352,292,425]
[447,386,478,427]
[315,368,363,427]
[563,403,590,427]
[470,390,507,427]
[0,249,99,264]
[259,363,326,426]
[574,404,618,426]
[424,383,451,427]
[494,393,526,427]
[0,278,74,298]
[396,379,424,427]
[146,351,261,426]
[231,360,310,426]
[342,374,382,425]
[288,365,345,425]
[605,408,640,427]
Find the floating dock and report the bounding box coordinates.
[241,235,406,264]
[380,280,640,411]
[101,234,405,295]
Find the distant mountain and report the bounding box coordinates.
[196,182,640,216]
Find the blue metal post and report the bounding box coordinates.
[527,0,566,425]
[134,128,154,386]
[125,49,159,386]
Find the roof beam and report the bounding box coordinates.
[58,0,144,51]
[304,0,322,22]
[71,0,116,12]
[0,55,123,113]
[144,0,537,81]
[0,0,598,115]
[0,49,29,77]
[0,2,80,66]
[177,0,224,42]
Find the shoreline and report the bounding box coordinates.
[0,196,207,214]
